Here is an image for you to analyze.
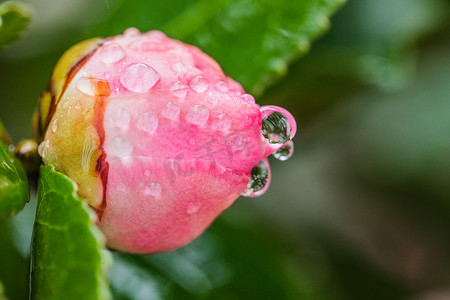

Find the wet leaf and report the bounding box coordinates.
[30,166,111,300]
[0,2,31,50]
[94,0,345,96]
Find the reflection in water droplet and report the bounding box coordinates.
[186,202,201,215]
[260,105,297,145]
[186,105,209,127]
[120,63,160,93]
[170,81,188,98]
[100,43,126,64]
[137,111,158,134]
[241,158,271,197]
[143,181,162,197]
[190,76,208,93]
[272,140,294,161]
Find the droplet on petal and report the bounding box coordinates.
[214,81,229,93]
[99,43,126,64]
[110,136,133,158]
[171,62,187,77]
[260,105,297,145]
[272,140,294,161]
[76,77,96,96]
[186,202,201,215]
[189,76,208,93]
[123,27,140,37]
[161,102,180,120]
[241,158,271,197]
[137,111,158,134]
[186,105,209,127]
[120,63,160,93]
[143,181,162,197]
[241,94,255,103]
[170,81,188,98]
[110,108,131,132]
[212,114,231,132]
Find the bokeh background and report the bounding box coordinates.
[1,0,449,299]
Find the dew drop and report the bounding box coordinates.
[171,62,187,77]
[137,111,158,134]
[111,136,133,157]
[51,118,58,133]
[99,43,126,64]
[186,105,209,127]
[212,114,231,132]
[186,202,201,215]
[76,77,95,96]
[120,63,160,93]
[123,27,140,37]
[214,81,229,93]
[170,81,188,98]
[189,76,208,93]
[143,181,162,198]
[37,140,49,158]
[110,108,131,132]
[241,93,255,103]
[241,159,271,197]
[260,105,297,145]
[272,140,294,161]
[161,102,180,120]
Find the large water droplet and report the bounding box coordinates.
[143,181,162,198]
[120,63,160,93]
[260,105,297,144]
[111,136,133,157]
[110,108,131,132]
[186,105,209,127]
[37,140,49,158]
[272,140,294,161]
[137,111,158,134]
[241,159,271,197]
[161,102,180,120]
[170,81,188,98]
[100,43,126,64]
[189,76,208,93]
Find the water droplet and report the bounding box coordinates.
[144,170,151,177]
[186,105,209,127]
[76,77,95,96]
[241,159,271,197]
[123,27,140,37]
[214,81,229,93]
[120,63,160,93]
[110,108,131,132]
[241,94,255,103]
[51,118,58,133]
[186,202,201,215]
[161,102,180,120]
[272,140,294,161]
[189,76,208,93]
[212,114,231,132]
[171,62,187,77]
[111,136,133,157]
[137,111,158,134]
[143,181,162,197]
[99,43,126,64]
[37,140,49,158]
[169,81,188,98]
[260,105,297,144]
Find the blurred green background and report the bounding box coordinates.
[1,0,449,299]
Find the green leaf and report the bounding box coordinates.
[0,1,31,50]
[94,0,345,96]
[0,138,29,217]
[30,166,111,300]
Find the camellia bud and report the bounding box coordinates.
[33,28,297,253]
